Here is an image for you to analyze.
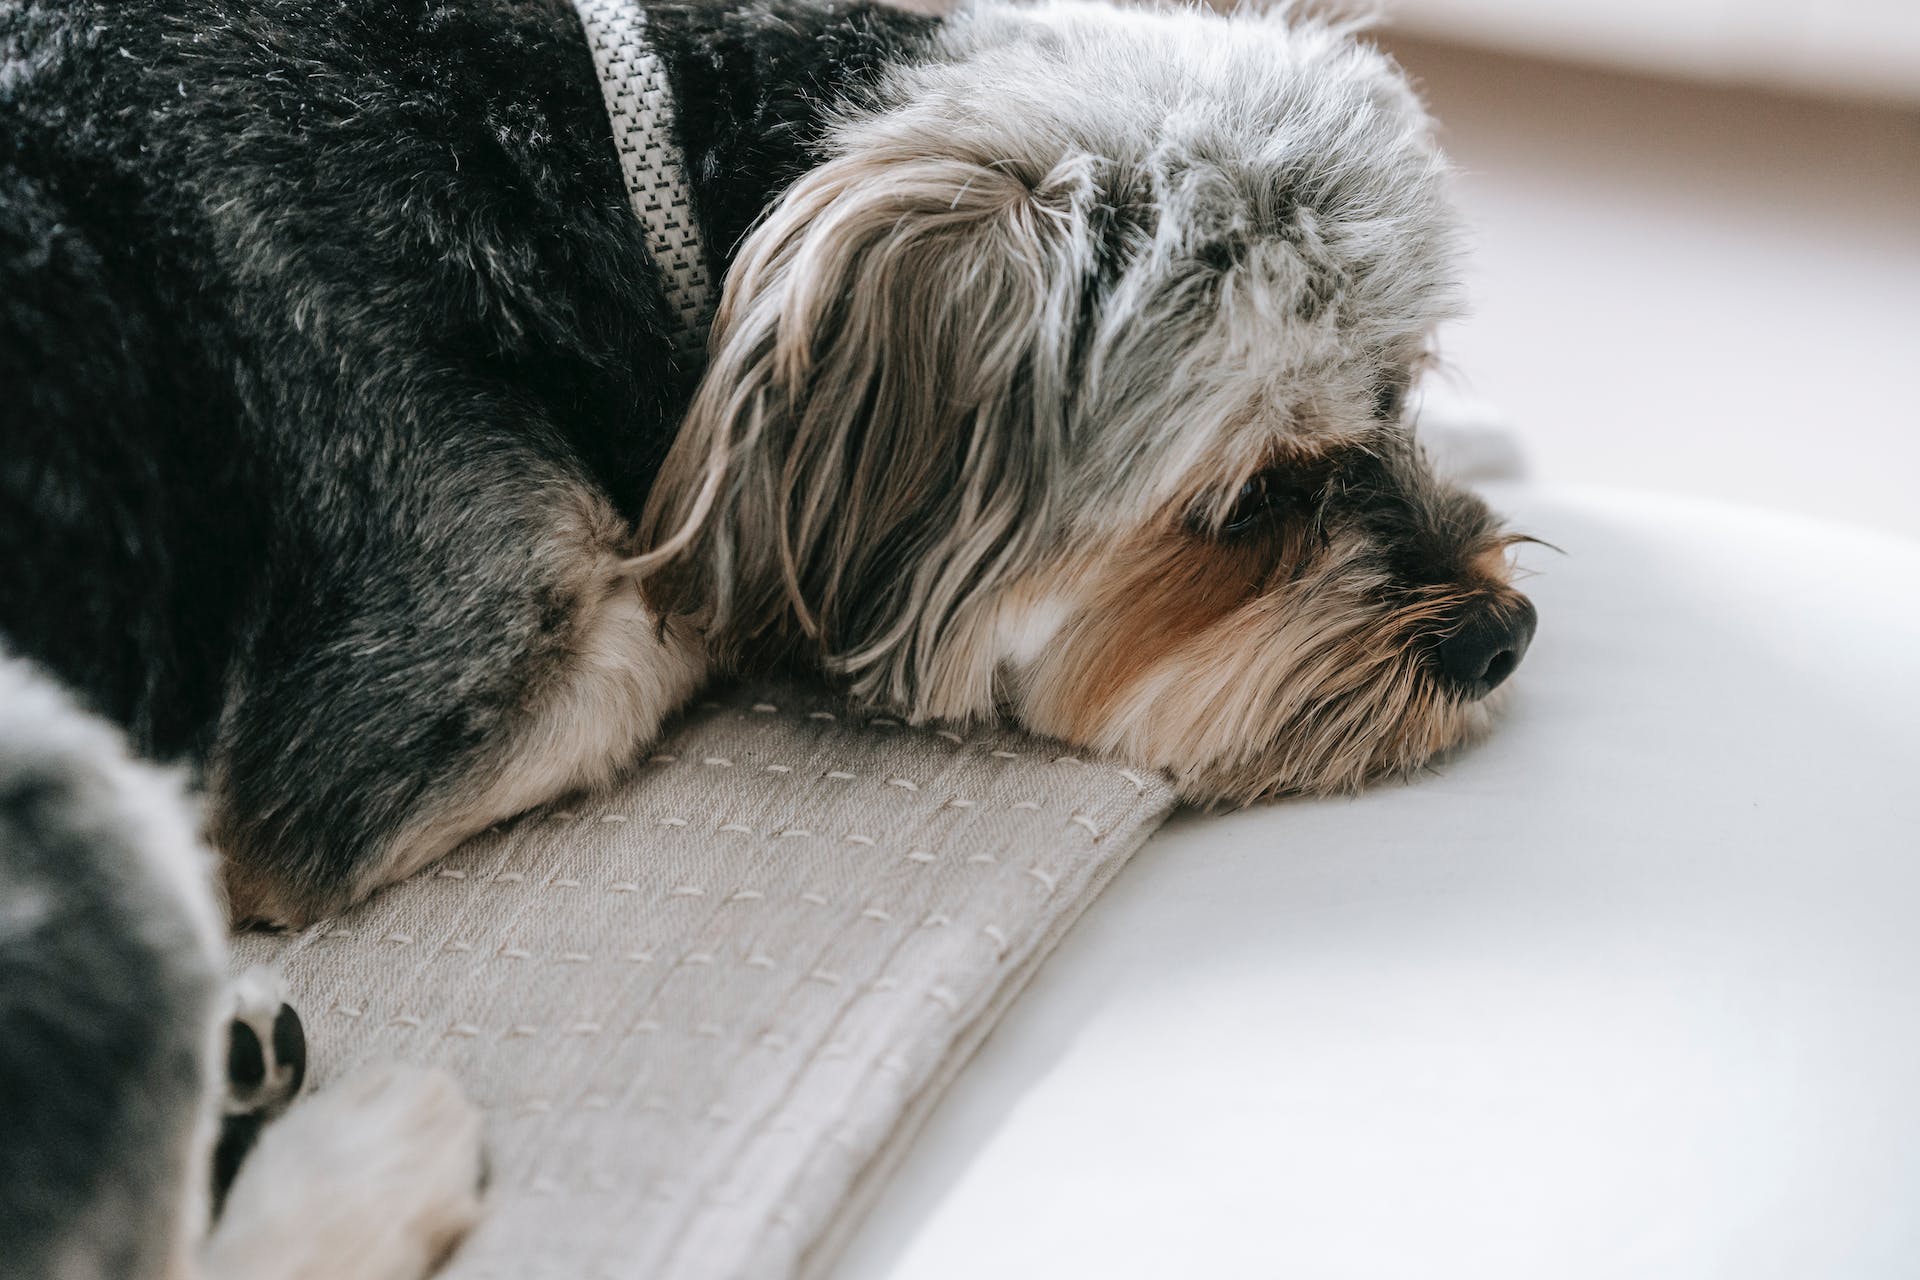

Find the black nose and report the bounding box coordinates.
[1433,596,1537,700]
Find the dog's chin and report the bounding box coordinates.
[1013,661,1500,808]
[1180,688,1497,807]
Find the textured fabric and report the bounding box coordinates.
[571,0,714,361]
[232,681,1175,1279]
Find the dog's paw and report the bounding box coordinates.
[212,966,308,1214]
[205,1063,485,1280]
[223,966,308,1113]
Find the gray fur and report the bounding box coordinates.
[0,655,223,1280]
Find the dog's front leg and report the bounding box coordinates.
[209,481,708,930]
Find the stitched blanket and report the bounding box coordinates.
[233,681,1176,1280]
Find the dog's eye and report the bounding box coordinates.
[1218,470,1289,535]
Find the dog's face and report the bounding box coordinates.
[641,0,1536,801]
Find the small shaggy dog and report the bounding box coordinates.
[0,0,1536,1273]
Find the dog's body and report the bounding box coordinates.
[1,0,1537,1274]
[0,0,927,924]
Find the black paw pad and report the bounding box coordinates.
[224,1000,306,1110]
[212,971,308,1215]
[272,1002,307,1097]
[227,1019,266,1091]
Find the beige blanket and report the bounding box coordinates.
[234,681,1175,1279]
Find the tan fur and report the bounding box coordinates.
[996,460,1527,802]
[225,490,706,927]
[1025,533,1278,743]
[1469,540,1521,588]
[363,532,703,901]
[357,570,705,902]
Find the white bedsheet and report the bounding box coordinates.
[837,487,1920,1280]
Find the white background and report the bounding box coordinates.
[1390,31,1920,539]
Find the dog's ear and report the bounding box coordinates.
[637,151,1095,715]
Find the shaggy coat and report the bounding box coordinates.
[2,0,933,921]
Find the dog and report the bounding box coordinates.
[0,0,1536,1274]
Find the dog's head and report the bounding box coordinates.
[640,0,1536,801]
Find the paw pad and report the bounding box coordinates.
[212,967,307,1214]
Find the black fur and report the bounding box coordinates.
[210,1108,266,1220]
[645,1,937,266]
[0,0,931,910]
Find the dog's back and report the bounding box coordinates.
[0,0,715,923]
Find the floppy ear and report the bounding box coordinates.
[636,150,1095,716]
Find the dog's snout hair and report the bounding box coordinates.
[997,426,1538,803]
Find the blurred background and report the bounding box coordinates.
[1374,0,1920,537]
